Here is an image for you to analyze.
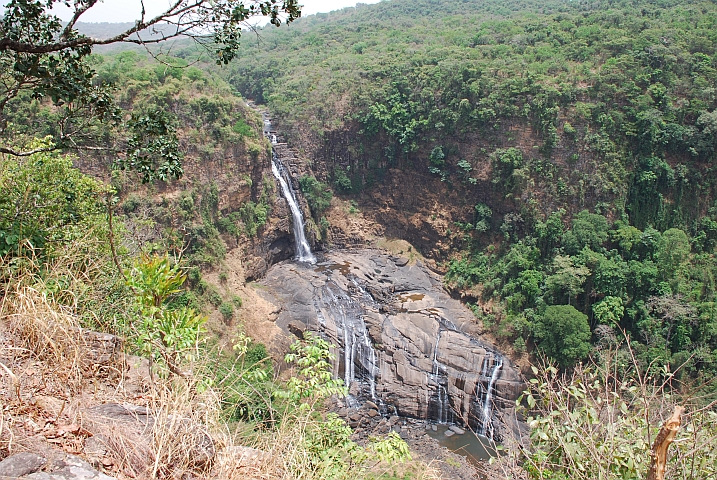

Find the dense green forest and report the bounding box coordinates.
[222,0,717,387]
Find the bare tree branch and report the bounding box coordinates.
[61,0,100,40]
[1,0,299,54]
[0,145,56,156]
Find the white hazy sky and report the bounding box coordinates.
[50,0,381,23]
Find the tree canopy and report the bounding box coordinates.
[0,0,301,174]
[534,305,591,367]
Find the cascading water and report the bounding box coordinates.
[316,281,380,406]
[269,152,316,264]
[431,330,451,424]
[264,115,316,263]
[479,357,503,437]
[259,113,520,447]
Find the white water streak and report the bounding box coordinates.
[271,158,316,263]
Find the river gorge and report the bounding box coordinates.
[260,117,524,447]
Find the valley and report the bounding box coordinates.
[2,0,717,478]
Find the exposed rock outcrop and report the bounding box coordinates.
[260,249,524,441]
[0,453,115,480]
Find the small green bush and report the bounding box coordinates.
[299,176,333,217]
[231,295,243,307]
[122,195,142,213]
[333,166,353,192]
[219,302,234,320]
[232,118,254,138]
[206,287,223,307]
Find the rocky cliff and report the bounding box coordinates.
[260,250,524,441]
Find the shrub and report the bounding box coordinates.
[517,345,717,480]
[125,254,207,376]
[474,203,493,233]
[299,176,333,217]
[0,143,107,259]
[333,166,353,192]
[219,302,233,320]
[232,118,254,138]
[206,287,223,307]
[122,195,142,213]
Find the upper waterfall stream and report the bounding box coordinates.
[265,118,316,263]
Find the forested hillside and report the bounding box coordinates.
[226,0,717,385]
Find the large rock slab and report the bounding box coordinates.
[0,452,47,477]
[260,249,523,440]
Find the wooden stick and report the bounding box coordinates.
[647,405,685,480]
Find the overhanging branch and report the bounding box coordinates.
[0,145,56,156]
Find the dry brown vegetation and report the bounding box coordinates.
[0,253,445,479]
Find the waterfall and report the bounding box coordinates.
[264,114,316,263]
[270,153,316,263]
[480,357,503,437]
[431,330,451,423]
[317,281,380,405]
[432,330,442,375]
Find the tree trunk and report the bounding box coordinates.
[647,405,685,480]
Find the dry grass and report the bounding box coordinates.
[493,341,717,480]
[0,272,445,479]
[3,286,87,388]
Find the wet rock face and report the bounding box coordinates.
[261,250,524,440]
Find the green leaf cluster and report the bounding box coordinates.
[0,140,108,258]
[125,254,207,376]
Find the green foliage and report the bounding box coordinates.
[348,200,360,215]
[533,305,591,367]
[319,216,330,240]
[474,203,492,233]
[278,332,347,408]
[210,331,274,423]
[562,211,609,255]
[333,166,353,192]
[545,255,590,305]
[125,254,206,375]
[490,148,524,195]
[446,200,717,384]
[231,294,243,308]
[0,140,107,258]
[0,0,300,155]
[238,200,269,237]
[299,175,333,218]
[232,118,254,138]
[521,351,717,480]
[219,302,234,321]
[657,228,690,285]
[368,432,412,463]
[296,414,413,478]
[428,145,446,178]
[115,108,183,183]
[593,296,624,326]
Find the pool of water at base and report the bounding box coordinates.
[425,424,500,466]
